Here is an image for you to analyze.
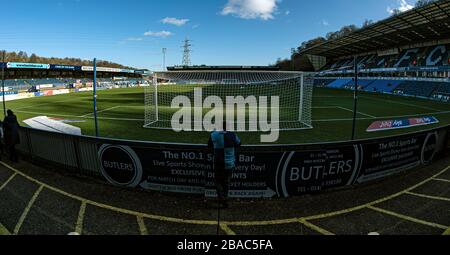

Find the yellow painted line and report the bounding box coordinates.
[443,227,450,235]
[0,223,10,235]
[0,161,449,229]
[304,204,369,221]
[432,178,450,183]
[220,224,236,235]
[304,165,450,221]
[0,173,17,192]
[75,201,87,234]
[224,218,299,226]
[137,216,148,235]
[14,185,44,235]
[299,219,334,235]
[91,201,217,225]
[0,162,218,226]
[406,192,450,202]
[368,206,448,230]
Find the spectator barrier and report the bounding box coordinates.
[15,125,450,198]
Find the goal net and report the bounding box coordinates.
[144,71,313,131]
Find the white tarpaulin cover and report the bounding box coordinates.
[24,116,82,136]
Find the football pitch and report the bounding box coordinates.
[6,87,450,145]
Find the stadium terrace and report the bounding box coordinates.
[295,0,450,102]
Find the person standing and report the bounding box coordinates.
[208,122,241,209]
[3,109,20,162]
[0,120,4,157]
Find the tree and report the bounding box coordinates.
[0,50,134,69]
[415,0,438,8]
[29,53,38,63]
[362,19,374,28]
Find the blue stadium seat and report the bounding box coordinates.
[328,79,352,88]
[364,80,403,93]
[393,81,440,98]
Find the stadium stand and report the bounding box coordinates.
[317,43,450,74]
[313,78,335,87]
[432,82,450,102]
[343,79,375,90]
[364,80,403,93]
[393,81,440,98]
[327,79,351,88]
[295,0,450,102]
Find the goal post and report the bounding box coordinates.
[144,71,314,131]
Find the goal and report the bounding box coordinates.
[144,71,314,131]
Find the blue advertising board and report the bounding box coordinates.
[50,64,81,71]
[0,91,18,96]
[120,69,135,73]
[7,62,50,69]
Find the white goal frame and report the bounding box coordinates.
[144,71,314,131]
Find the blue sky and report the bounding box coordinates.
[2,0,418,70]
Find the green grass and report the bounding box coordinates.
[5,87,450,145]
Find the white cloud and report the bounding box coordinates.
[321,20,329,26]
[387,0,414,14]
[143,31,173,38]
[221,0,280,20]
[161,17,190,26]
[126,37,143,41]
[285,10,290,15]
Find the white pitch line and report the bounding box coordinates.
[313,96,353,99]
[13,109,450,124]
[15,98,83,111]
[313,106,339,109]
[79,106,121,118]
[336,106,377,118]
[313,110,450,122]
[361,96,442,112]
[15,110,144,122]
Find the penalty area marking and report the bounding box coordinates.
[335,106,377,118]
[313,106,377,118]
[361,96,442,112]
[79,106,122,118]
[15,108,450,124]
[15,110,144,122]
